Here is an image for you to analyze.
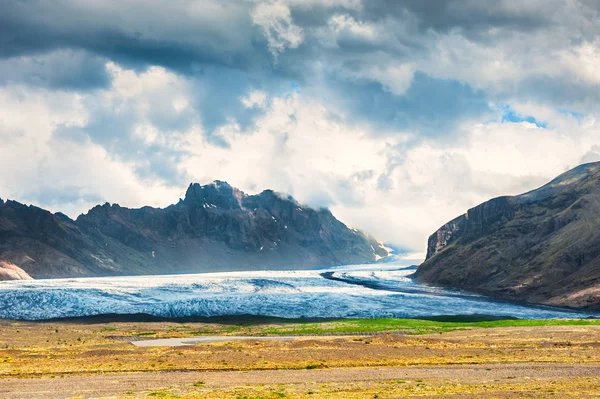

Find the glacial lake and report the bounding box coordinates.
[0,260,596,320]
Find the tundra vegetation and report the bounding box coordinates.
[1,317,599,398]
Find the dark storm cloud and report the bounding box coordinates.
[188,66,287,139]
[328,72,491,136]
[1,0,596,78]
[0,0,271,73]
[359,0,553,34]
[0,0,291,143]
[0,0,558,88]
[503,75,600,114]
[0,50,110,91]
[581,0,600,10]
[2,0,599,158]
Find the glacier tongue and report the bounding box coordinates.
[0,264,594,320]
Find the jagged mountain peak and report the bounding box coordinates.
[184,181,246,209]
[183,181,308,213]
[79,201,121,218]
[0,182,389,279]
[186,180,234,192]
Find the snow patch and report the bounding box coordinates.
[378,243,394,255]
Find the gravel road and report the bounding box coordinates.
[1,363,599,398]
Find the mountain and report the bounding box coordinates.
[415,162,600,311]
[0,182,388,279]
[0,261,32,281]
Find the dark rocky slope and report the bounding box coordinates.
[0,182,388,279]
[415,162,600,311]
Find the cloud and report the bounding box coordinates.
[322,72,492,137]
[1,61,599,253]
[0,84,181,217]
[360,0,553,35]
[0,49,110,91]
[2,0,599,118]
[1,0,600,254]
[581,145,600,164]
[251,1,305,59]
[0,0,264,72]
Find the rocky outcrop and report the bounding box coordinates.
[415,162,600,311]
[0,261,32,281]
[0,182,388,279]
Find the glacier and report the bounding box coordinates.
[0,262,595,320]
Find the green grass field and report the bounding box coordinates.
[251,316,600,336]
[129,315,600,338]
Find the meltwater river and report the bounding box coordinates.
[0,260,595,320]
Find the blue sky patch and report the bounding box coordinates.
[498,106,547,128]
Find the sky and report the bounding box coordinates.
[1,0,600,255]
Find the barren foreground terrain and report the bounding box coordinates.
[0,317,599,398]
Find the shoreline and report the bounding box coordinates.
[0,313,527,324]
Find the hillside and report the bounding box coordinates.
[0,182,388,279]
[415,162,600,310]
[0,261,32,281]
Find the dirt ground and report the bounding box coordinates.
[0,320,599,398]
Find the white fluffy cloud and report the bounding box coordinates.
[0,66,185,216]
[1,60,600,254]
[251,1,304,59]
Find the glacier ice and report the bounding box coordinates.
[0,264,594,320]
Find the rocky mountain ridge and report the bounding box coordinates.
[415,162,600,311]
[0,182,389,279]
